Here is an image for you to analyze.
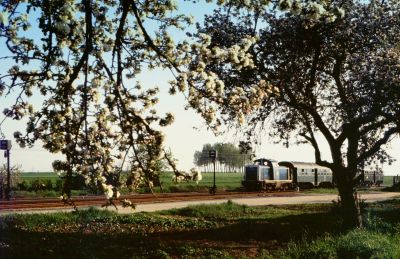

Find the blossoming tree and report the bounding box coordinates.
[0,0,194,204]
[176,0,400,228]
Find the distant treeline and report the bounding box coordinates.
[193,143,253,173]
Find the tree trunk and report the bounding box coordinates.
[335,168,363,229]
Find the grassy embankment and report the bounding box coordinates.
[1,198,400,258]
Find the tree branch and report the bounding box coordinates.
[357,126,399,163]
[65,0,93,87]
[298,113,332,168]
[296,102,337,147]
[305,42,321,107]
[130,0,180,72]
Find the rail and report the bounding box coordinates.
[0,191,297,211]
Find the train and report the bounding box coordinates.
[355,169,384,187]
[242,158,383,191]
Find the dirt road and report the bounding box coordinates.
[128,192,400,213]
[1,192,399,215]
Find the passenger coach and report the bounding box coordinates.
[242,159,334,191]
[278,161,334,188]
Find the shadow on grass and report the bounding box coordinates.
[0,211,342,259]
[155,211,342,250]
[0,229,156,259]
[3,199,399,259]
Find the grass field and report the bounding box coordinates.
[1,198,400,258]
[21,172,397,185]
[157,172,243,193]
[20,172,59,184]
[21,172,58,178]
[15,172,398,197]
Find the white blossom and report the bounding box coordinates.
[198,33,212,46]
[241,37,254,51]
[337,7,345,19]
[0,12,8,26]
[55,22,70,34]
[105,188,113,199]
[84,176,90,185]
[102,183,114,199]
[212,46,224,58]
[238,112,245,125]
[198,61,206,71]
[307,2,326,20]
[65,107,73,117]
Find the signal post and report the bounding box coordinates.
[209,149,217,195]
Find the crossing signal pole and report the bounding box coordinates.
[209,149,217,195]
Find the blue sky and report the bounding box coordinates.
[0,1,399,175]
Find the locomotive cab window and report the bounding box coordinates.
[262,167,272,180]
[279,168,288,180]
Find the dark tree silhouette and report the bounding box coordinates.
[182,1,400,228]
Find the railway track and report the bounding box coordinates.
[0,191,297,211]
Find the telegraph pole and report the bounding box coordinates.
[6,149,10,200]
[0,140,12,200]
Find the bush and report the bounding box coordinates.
[30,178,53,191]
[71,174,86,190]
[43,179,53,190]
[72,207,117,222]
[283,230,400,259]
[54,179,63,192]
[364,212,398,234]
[336,230,399,259]
[17,180,29,191]
[283,235,336,259]
[30,178,44,191]
[0,164,22,197]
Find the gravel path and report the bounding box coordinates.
[2,192,399,215]
[127,192,400,214]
